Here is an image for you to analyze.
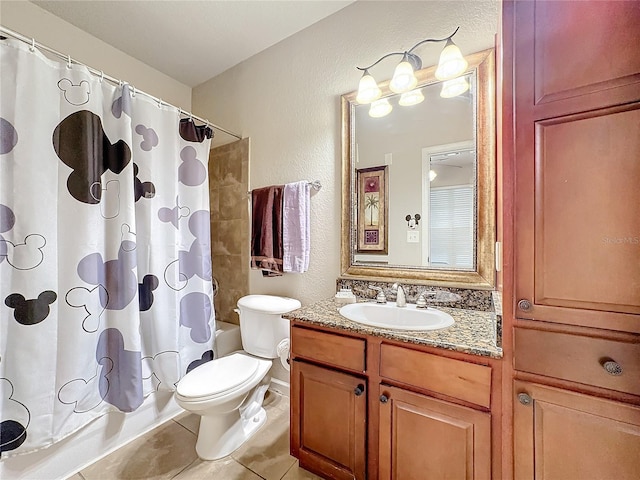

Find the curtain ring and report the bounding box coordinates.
[118,80,123,88]
[99,71,104,83]
[67,55,72,69]
[157,98,163,108]
[205,119,210,128]
[178,108,183,118]
[131,86,136,97]
[30,38,35,52]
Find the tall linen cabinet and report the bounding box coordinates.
[501,1,640,478]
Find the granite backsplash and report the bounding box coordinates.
[337,278,494,312]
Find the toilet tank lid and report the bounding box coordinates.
[237,295,301,314]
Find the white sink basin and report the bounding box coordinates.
[338,302,454,331]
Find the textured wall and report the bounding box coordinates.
[1,0,192,110]
[192,1,499,306]
[209,139,250,325]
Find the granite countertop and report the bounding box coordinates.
[284,298,503,359]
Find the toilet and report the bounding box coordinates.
[175,294,301,460]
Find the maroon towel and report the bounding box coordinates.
[251,185,284,276]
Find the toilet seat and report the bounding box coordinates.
[176,352,270,403]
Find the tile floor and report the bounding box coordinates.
[67,392,322,480]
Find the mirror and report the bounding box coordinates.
[341,49,495,288]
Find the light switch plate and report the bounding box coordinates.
[407,231,419,243]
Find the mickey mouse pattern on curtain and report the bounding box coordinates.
[0,38,215,456]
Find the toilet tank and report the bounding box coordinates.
[236,295,301,358]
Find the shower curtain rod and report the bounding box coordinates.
[0,25,242,141]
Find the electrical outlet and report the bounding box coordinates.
[407,231,419,243]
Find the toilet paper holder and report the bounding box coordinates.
[276,338,290,371]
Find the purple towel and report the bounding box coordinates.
[283,181,311,273]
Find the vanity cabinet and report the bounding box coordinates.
[502,0,640,477]
[510,0,640,332]
[290,323,500,480]
[378,384,491,480]
[511,324,640,479]
[513,381,640,480]
[290,326,367,480]
[291,360,367,480]
[514,382,640,480]
[376,343,493,480]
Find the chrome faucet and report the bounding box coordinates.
[392,283,406,308]
[368,285,387,304]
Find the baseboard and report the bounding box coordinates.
[269,378,290,397]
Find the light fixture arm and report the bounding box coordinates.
[356,51,408,72]
[407,26,459,55]
[355,27,460,72]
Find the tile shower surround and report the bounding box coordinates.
[209,138,250,325]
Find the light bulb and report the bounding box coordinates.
[440,76,469,98]
[435,39,468,80]
[399,88,425,106]
[389,55,418,93]
[429,170,437,181]
[369,98,392,118]
[356,70,381,104]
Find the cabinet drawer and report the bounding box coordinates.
[515,328,640,396]
[291,326,365,372]
[379,344,492,408]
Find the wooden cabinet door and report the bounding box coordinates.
[291,360,366,480]
[514,381,640,480]
[512,0,640,333]
[378,385,491,480]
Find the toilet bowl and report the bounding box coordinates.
[175,295,301,460]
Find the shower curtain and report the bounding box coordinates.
[0,38,215,456]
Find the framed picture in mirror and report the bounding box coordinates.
[356,165,388,253]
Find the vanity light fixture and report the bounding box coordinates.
[434,38,468,81]
[369,98,393,118]
[355,27,466,104]
[440,76,470,98]
[389,53,419,93]
[356,69,382,104]
[399,88,425,106]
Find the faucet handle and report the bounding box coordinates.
[416,292,428,309]
[416,290,437,309]
[368,285,387,304]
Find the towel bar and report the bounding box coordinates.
[247,180,321,196]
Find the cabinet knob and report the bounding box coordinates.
[517,299,532,312]
[602,360,623,376]
[517,393,532,406]
[354,384,365,396]
[379,394,389,403]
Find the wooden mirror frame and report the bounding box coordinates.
[340,49,496,289]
